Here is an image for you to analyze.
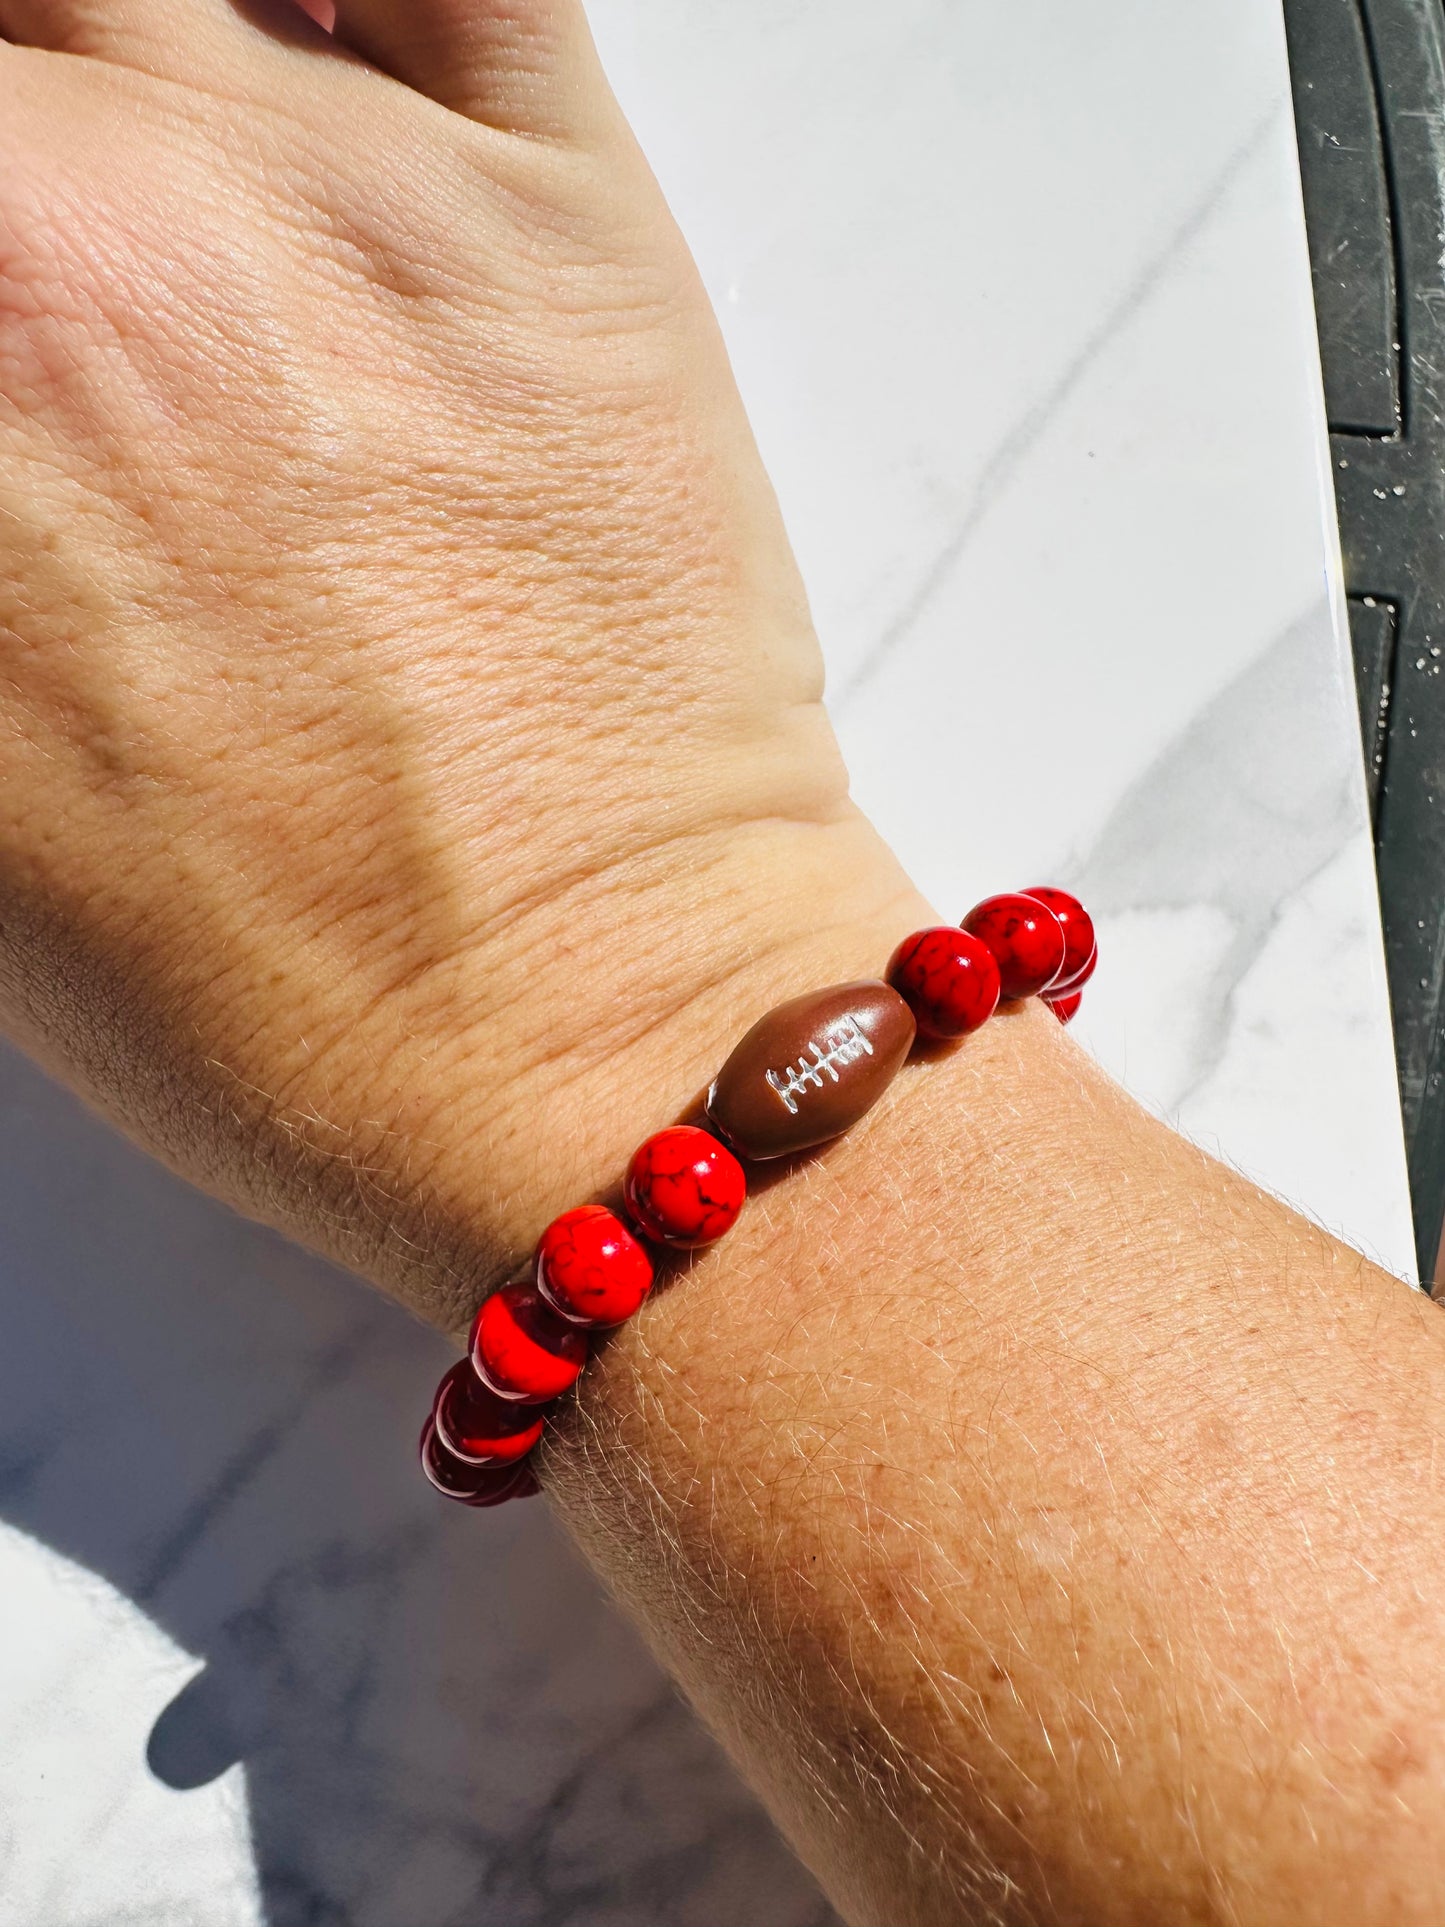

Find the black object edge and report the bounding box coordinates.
[1284,0,1445,1281]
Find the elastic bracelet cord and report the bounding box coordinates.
[419,887,1097,1508]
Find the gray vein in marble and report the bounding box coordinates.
[0,6,1399,1917]
[834,104,1282,710]
[1072,601,1363,1110]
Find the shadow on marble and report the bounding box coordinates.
[1075,599,1358,1107]
[0,1041,836,1927]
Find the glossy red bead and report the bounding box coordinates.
[419,1419,538,1506]
[1023,886,1097,992]
[1049,990,1083,1025]
[502,1458,542,1501]
[1047,943,1096,997]
[886,926,1001,1039]
[536,1204,654,1328]
[432,1360,547,1465]
[624,1125,746,1248]
[472,1280,589,1402]
[961,892,1066,1000]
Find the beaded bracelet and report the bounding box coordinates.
[420,886,1096,1507]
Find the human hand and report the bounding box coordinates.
[0,0,922,1318]
[13,18,1445,1927]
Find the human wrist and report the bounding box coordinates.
[536,996,1078,1917]
[270,799,932,1330]
[419,849,1108,1511]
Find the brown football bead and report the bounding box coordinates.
[705,981,916,1160]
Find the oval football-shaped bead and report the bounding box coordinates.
[706,980,916,1160]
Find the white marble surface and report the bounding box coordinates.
[0,2,1415,1922]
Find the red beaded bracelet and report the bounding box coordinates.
[419,886,1096,1506]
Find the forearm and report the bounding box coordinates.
[545,993,1445,1926]
[3,17,1439,1915]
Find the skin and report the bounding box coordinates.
[1,4,1444,1922]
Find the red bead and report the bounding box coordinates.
[419,1419,538,1506]
[432,1361,547,1465]
[886,926,1001,1039]
[1046,943,1096,997]
[1049,990,1083,1024]
[472,1280,589,1401]
[503,1458,542,1501]
[1023,887,1097,993]
[536,1204,654,1328]
[961,893,1066,1000]
[624,1125,746,1248]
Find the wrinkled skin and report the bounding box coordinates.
[0,0,920,1320]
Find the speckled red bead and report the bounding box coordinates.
[472,1280,589,1403]
[886,926,1002,1039]
[433,1360,547,1465]
[419,892,1103,1511]
[624,1125,746,1248]
[962,892,1067,1001]
[536,1204,654,1328]
[1024,886,1097,994]
[420,1420,538,1506]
